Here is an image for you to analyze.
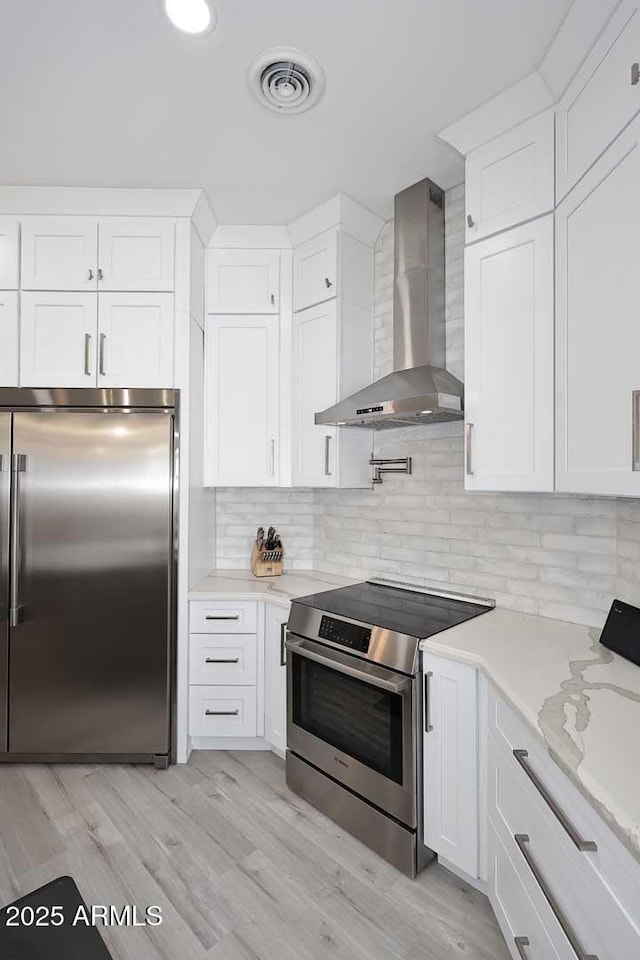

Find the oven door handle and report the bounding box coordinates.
[285,636,412,695]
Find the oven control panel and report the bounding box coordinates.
[318,615,371,654]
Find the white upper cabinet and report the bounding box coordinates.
[97,219,175,291]
[21,217,98,291]
[205,315,280,487]
[291,299,372,489]
[465,111,555,242]
[464,216,554,492]
[0,218,19,289]
[97,293,174,388]
[207,249,280,314]
[556,0,640,201]
[21,216,176,292]
[292,300,338,487]
[0,291,19,387]
[423,652,479,878]
[556,114,640,497]
[20,292,98,388]
[293,228,338,311]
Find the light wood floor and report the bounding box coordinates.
[0,751,510,959]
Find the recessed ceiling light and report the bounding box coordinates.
[164,0,215,35]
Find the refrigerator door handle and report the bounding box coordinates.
[9,453,26,627]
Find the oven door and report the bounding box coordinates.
[286,633,416,827]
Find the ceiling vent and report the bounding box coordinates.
[248,48,325,115]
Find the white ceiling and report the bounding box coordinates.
[0,0,572,224]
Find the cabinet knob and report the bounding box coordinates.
[467,214,475,228]
[632,62,640,86]
[324,277,333,289]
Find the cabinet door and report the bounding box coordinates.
[21,217,97,291]
[556,114,640,496]
[465,111,554,242]
[207,250,280,313]
[0,218,19,289]
[464,216,554,492]
[98,218,175,291]
[97,293,174,388]
[0,292,19,387]
[20,292,97,387]
[556,1,640,201]
[293,228,338,311]
[292,301,337,487]
[205,315,280,486]
[265,604,288,757]
[423,652,479,877]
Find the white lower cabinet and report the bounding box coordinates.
[488,820,566,960]
[188,598,288,754]
[422,654,640,958]
[422,652,479,877]
[20,291,97,387]
[0,291,19,387]
[264,603,288,756]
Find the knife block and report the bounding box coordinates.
[251,541,284,578]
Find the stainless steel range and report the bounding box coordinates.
[285,579,493,877]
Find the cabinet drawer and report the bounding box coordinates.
[189,600,257,634]
[488,820,567,960]
[189,634,257,686]
[189,686,257,737]
[489,733,640,960]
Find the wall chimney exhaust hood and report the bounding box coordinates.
[315,177,464,430]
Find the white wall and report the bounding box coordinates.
[213,185,640,628]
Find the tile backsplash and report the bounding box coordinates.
[216,488,314,571]
[216,185,640,627]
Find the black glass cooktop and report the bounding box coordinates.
[294,581,492,639]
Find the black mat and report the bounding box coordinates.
[0,876,113,959]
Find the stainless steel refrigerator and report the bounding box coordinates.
[0,388,177,766]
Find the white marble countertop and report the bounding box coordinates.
[420,608,640,865]
[188,569,357,609]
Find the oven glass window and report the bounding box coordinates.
[292,656,404,784]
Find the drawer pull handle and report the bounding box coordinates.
[205,709,240,716]
[514,835,599,960]
[205,658,240,664]
[467,214,475,228]
[633,391,640,471]
[514,938,530,959]
[205,614,240,621]
[513,750,597,852]
[632,62,639,86]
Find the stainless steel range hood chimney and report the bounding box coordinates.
[315,178,464,429]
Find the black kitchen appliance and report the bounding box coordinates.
[600,598,640,668]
